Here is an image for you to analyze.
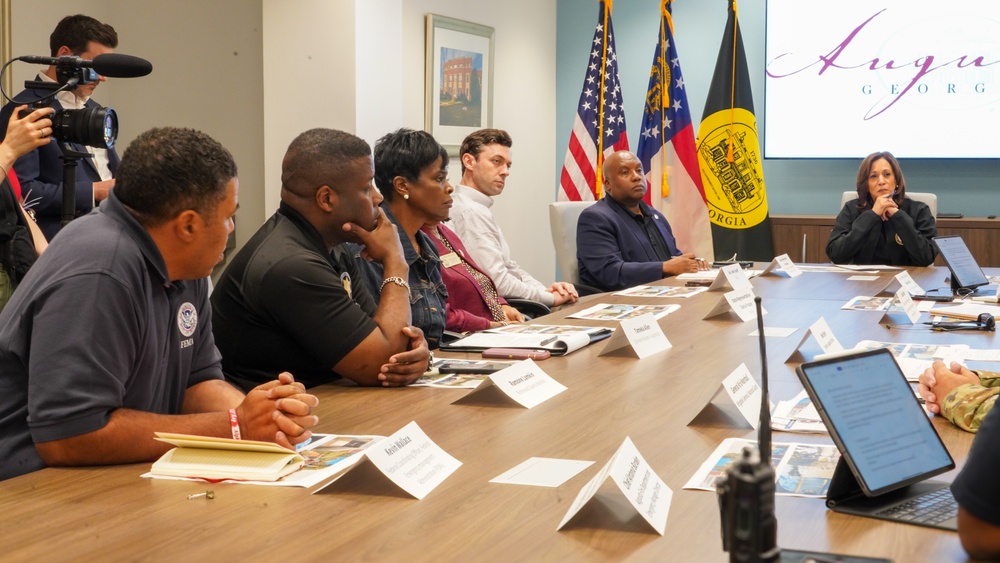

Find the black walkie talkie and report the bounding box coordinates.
[717,297,780,562]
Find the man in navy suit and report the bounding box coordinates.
[577,150,704,292]
[0,15,120,240]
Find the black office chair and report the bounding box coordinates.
[505,298,550,320]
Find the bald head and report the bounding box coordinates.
[602,151,646,209]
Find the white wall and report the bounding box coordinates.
[8,0,266,253]
[355,0,403,149]
[262,0,356,215]
[401,1,559,282]
[6,0,560,282]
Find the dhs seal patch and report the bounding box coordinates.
[177,303,198,337]
[340,271,352,299]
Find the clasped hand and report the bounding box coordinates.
[872,194,898,220]
[238,372,319,449]
[377,326,431,387]
[918,360,979,414]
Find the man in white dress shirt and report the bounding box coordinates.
[448,129,577,307]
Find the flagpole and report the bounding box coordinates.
[596,0,611,198]
[659,0,671,197]
[727,0,738,163]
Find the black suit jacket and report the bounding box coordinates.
[826,197,937,266]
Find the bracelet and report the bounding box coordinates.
[228,408,242,440]
[380,276,411,299]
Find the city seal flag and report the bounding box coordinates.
[696,0,774,262]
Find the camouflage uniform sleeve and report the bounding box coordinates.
[940,371,999,433]
[977,370,1000,389]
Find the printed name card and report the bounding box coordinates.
[784,317,845,363]
[341,421,461,500]
[687,364,774,429]
[881,287,921,325]
[879,271,926,297]
[703,288,765,323]
[557,437,673,535]
[722,364,767,429]
[708,263,753,292]
[760,253,802,278]
[598,313,672,358]
[461,359,566,408]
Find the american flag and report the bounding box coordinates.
[636,0,714,260]
[558,0,629,202]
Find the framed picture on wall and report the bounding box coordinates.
[425,15,494,155]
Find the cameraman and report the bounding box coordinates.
[0,14,119,240]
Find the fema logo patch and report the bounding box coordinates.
[177,302,197,337]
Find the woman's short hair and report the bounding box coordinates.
[372,129,448,201]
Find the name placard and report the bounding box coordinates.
[784,317,845,363]
[760,253,802,278]
[704,288,765,322]
[599,313,672,358]
[878,270,925,297]
[557,436,673,535]
[479,360,567,408]
[709,263,753,292]
[889,287,921,325]
[360,421,462,499]
[722,363,766,429]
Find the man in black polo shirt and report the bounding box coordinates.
[577,150,705,292]
[0,127,318,481]
[211,128,429,391]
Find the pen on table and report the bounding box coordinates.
[539,336,558,346]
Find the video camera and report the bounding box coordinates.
[0,52,151,227]
[18,99,117,150]
[15,57,118,150]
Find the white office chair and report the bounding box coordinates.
[839,191,937,217]
[548,201,598,294]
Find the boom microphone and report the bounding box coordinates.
[90,54,153,77]
[17,53,152,78]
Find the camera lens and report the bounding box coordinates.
[51,106,118,149]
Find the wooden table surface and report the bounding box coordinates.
[1,266,989,562]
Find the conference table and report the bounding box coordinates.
[2,266,992,561]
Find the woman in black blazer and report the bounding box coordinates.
[826,151,937,266]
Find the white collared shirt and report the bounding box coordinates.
[448,184,554,305]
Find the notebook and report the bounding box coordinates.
[795,348,958,531]
[933,235,996,294]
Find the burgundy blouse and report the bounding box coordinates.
[421,223,508,333]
